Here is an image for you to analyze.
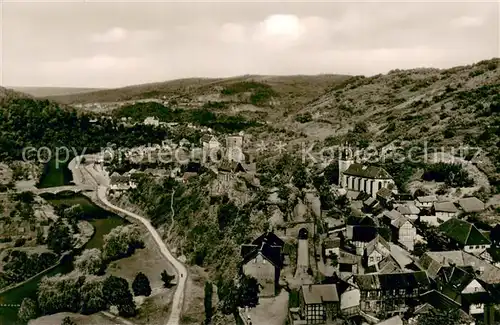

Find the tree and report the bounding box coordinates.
[417,308,461,325]
[204,281,213,324]
[491,224,500,246]
[102,225,143,261]
[132,272,152,297]
[61,317,76,325]
[74,248,103,275]
[412,242,428,257]
[102,275,134,307]
[18,298,38,322]
[218,279,239,315]
[237,275,260,309]
[293,164,308,189]
[161,270,175,288]
[330,253,339,267]
[80,279,107,315]
[46,220,72,254]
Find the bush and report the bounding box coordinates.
[74,249,103,275]
[132,272,152,297]
[422,162,474,187]
[295,113,312,123]
[18,298,38,322]
[102,225,143,261]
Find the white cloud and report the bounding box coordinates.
[450,16,484,28]
[90,27,128,43]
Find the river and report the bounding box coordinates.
[0,193,127,325]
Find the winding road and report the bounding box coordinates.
[97,186,187,325]
[70,156,187,325]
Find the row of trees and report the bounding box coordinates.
[1,251,58,286]
[19,269,174,322]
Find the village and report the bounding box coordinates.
[96,124,500,325]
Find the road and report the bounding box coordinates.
[70,156,188,325]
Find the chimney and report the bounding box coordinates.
[309,284,313,292]
[479,266,485,275]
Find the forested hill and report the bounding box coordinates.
[0,97,169,161]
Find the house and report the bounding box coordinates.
[338,249,360,278]
[346,190,362,201]
[323,217,346,233]
[395,204,420,221]
[200,134,221,162]
[338,147,396,198]
[364,235,391,268]
[415,195,438,209]
[433,201,459,220]
[381,210,417,251]
[226,135,244,163]
[240,232,284,297]
[241,243,282,297]
[340,287,360,316]
[376,187,394,209]
[409,290,475,325]
[299,284,340,324]
[479,247,500,268]
[347,226,378,255]
[418,250,500,287]
[323,237,341,258]
[458,197,485,214]
[354,271,431,315]
[109,173,131,191]
[438,218,491,254]
[143,116,160,126]
[439,265,491,316]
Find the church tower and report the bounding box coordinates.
[338,142,354,187]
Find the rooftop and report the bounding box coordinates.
[438,218,490,246]
[354,271,430,291]
[458,197,485,213]
[343,163,392,180]
[301,284,339,305]
[433,201,458,213]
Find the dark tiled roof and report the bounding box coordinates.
[241,242,282,268]
[439,218,491,246]
[351,226,378,243]
[343,163,392,179]
[252,232,284,248]
[354,271,430,291]
[419,289,460,310]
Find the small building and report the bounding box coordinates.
[347,226,379,255]
[340,288,360,317]
[381,210,417,251]
[479,247,500,268]
[240,232,284,297]
[323,237,341,258]
[396,204,420,221]
[364,235,391,268]
[376,316,403,325]
[438,218,491,254]
[433,201,459,219]
[458,197,485,214]
[415,195,438,209]
[299,284,340,324]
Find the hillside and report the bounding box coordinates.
[10,87,103,98]
[0,86,32,102]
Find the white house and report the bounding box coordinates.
[433,201,459,220]
[143,116,160,126]
[365,235,391,267]
[200,134,221,161]
[339,146,396,198]
[415,195,438,209]
[226,135,244,163]
[396,204,420,221]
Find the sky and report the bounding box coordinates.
[1,1,499,88]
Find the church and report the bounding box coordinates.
[338,146,397,198]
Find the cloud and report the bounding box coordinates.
[90,27,128,43]
[450,16,484,28]
[218,23,247,43]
